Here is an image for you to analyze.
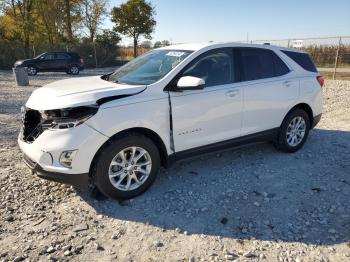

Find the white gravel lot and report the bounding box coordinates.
[0,70,349,262]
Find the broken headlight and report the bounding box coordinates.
[42,105,99,130]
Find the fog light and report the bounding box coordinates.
[40,151,53,166]
[59,150,77,168]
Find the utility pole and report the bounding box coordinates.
[333,37,342,80]
[93,39,98,68]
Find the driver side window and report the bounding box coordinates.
[182,49,234,87]
[43,54,55,60]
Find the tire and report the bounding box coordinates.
[69,65,80,75]
[275,108,310,153]
[26,65,37,76]
[93,133,160,199]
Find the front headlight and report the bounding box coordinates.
[41,105,99,130]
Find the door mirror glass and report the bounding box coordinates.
[177,76,205,90]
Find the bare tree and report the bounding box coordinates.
[81,0,107,41]
[64,0,73,41]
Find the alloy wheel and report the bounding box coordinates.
[108,147,152,191]
[27,66,36,75]
[70,66,79,74]
[286,116,306,147]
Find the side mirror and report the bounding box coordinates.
[177,76,205,90]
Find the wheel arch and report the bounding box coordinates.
[89,127,169,176]
[283,103,313,127]
[26,63,37,68]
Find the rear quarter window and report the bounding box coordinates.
[273,53,290,76]
[282,50,317,73]
[68,53,81,59]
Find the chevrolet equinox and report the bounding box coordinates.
[19,43,323,199]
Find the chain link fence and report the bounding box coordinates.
[249,36,350,80]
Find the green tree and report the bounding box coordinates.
[161,40,170,46]
[95,29,121,66]
[111,0,156,57]
[95,29,121,49]
[153,41,162,48]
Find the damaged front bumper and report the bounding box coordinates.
[18,108,109,189]
[23,153,89,190]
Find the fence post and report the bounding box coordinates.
[333,37,342,80]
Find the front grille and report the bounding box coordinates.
[21,108,52,143]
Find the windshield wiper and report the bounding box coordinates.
[115,80,128,85]
[101,73,113,81]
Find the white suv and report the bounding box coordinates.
[18,43,323,199]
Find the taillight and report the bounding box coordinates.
[317,76,325,88]
[80,58,84,64]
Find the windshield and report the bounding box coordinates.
[107,50,192,85]
[34,53,46,59]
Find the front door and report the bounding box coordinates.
[170,48,243,152]
[37,53,56,71]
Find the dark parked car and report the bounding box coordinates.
[14,52,84,76]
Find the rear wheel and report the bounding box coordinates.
[275,108,310,153]
[69,65,80,75]
[93,133,160,199]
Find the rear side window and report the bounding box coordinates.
[56,53,70,60]
[239,48,289,81]
[282,50,317,73]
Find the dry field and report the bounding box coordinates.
[0,70,349,262]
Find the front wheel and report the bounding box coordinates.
[275,109,310,153]
[93,133,160,199]
[26,66,37,76]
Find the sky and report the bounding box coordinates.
[105,0,350,45]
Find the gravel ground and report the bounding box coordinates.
[0,70,349,262]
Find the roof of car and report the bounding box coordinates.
[158,42,307,53]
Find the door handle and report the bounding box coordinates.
[225,90,239,97]
[283,80,292,87]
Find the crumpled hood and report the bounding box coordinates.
[26,76,146,110]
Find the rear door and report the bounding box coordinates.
[54,53,70,70]
[170,48,244,152]
[237,47,299,135]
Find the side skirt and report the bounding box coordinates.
[166,128,280,166]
